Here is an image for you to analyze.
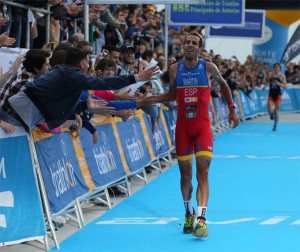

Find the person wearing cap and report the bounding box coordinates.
[117,45,136,75]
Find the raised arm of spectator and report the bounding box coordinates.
[81,90,156,112]
[91,8,120,31]
[77,66,160,91]
[114,89,136,101]
[0,54,26,88]
[0,32,16,48]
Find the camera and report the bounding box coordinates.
[120,23,126,29]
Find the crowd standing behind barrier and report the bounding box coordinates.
[0,1,300,250]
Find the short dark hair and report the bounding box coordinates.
[95,58,116,72]
[23,49,50,74]
[68,34,80,44]
[183,32,203,47]
[273,63,281,70]
[77,41,93,50]
[50,50,66,67]
[161,70,170,83]
[102,45,120,53]
[142,50,154,60]
[64,47,90,66]
[54,42,73,52]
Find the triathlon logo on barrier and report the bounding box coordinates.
[281,91,293,110]
[49,140,77,198]
[153,130,165,151]
[0,157,14,229]
[93,132,116,175]
[126,124,144,163]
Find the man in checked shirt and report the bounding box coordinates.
[0,49,51,133]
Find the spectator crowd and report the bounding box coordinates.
[0,0,299,145]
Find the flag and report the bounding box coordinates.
[280,24,300,64]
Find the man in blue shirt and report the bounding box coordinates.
[8,47,159,131]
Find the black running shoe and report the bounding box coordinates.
[273,124,277,131]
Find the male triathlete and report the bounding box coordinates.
[265,63,287,131]
[156,33,239,238]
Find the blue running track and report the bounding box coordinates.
[51,123,300,252]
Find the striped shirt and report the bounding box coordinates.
[0,68,36,120]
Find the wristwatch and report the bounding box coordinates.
[228,103,236,109]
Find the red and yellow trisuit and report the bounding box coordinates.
[175,60,213,161]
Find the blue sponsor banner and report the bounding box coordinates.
[163,109,176,146]
[80,124,127,187]
[280,88,300,112]
[209,10,265,39]
[250,87,300,114]
[248,91,260,114]
[218,97,229,122]
[116,117,152,173]
[233,93,243,117]
[293,87,300,109]
[156,113,171,154]
[251,89,265,114]
[238,90,251,118]
[0,129,45,243]
[142,113,169,157]
[255,88,269,114]
[169,1,245,26]
[239,90,259,118]
[212,98,223,124]
[35,132,89,214]
[253,17,288,68]
[208,101,216,126]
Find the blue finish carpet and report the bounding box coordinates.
[51,123,300,252]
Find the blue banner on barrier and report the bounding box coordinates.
[212,98,223,124]
[0,129,45,243]
[281,88,300,112]
[293,87,300,109]
[80,125,127,187]
[218,97,229,122]
[143,113,169,157]
[251,87,300,113]
[35,132,89,214]
[169,1,245,26]
[233,93,243,118]
[116,117,152,172]
[209,10,264,39]
[238,90,259,118]
[208,102,216,126]
[162,109,176,146]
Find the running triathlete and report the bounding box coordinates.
[265,63,287,131]
[156,32,240,238]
